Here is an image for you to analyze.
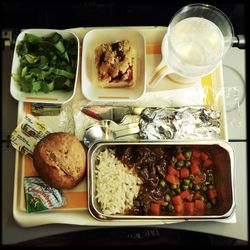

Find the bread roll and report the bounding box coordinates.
[33,132,86,189]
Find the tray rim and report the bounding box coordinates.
[12,26,232,227]
[87,140,235,222]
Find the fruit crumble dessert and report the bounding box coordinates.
[94,40,136,88]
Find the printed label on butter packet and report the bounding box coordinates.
[10,114,52,157]
[24,176,66,212]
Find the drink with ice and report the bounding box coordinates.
[168,17,225,77]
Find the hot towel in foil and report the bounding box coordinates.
[139,107,221,140]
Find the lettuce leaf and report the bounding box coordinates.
[14,32,77,93]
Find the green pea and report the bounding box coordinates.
[183,179,190,185]
[206,202,212,209]
[176,188,181,194]
[184,150,192,159]
[185,160,192,167]
[194,184,200,191]
[170,184,177,189]
[170,190,176,196]
[208,173,214,179]
[175,160,185,169]
[189,183,193,189]
[201,185,207,192]
[168,204,174,211]
[181,185,189,190]
[189,174,194,180]
[164,194,171,202]
[160,180,166,187]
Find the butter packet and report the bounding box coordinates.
[10,114,52,157]
[24,176,66,212]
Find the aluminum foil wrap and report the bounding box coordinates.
[139,107,221,140]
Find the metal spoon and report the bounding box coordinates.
[83,122,140,148]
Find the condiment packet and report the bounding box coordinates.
[24,176,66,212]
[10,114,52,157]
[31,103,61,116]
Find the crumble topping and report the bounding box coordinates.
[95,40,135,87]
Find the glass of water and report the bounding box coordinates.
[148,3,234,88]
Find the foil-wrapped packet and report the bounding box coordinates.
[139,107,221,140]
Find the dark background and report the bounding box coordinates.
[1,0,245,35]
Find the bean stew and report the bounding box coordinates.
[114,145,219,216]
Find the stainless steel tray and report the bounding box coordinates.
[88,140,235,222]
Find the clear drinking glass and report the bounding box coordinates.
[148,3,234,87]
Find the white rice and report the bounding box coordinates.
[95,148,142,215]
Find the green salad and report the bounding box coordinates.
[12,32,78,93]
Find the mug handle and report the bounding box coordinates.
[147,59,174,88]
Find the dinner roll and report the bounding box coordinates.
[33,132,86,189]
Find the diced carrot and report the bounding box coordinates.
[174,203,184,214]
[207,189,217,199]
[200,151,209,162]
[167,165,177,176]
[195,200,205,210]
[165,174,180,185]
[191,164,200,175]
[203,159,213,168]
[192,174,206,184]
[180,190,191,200]
[150,203,161,215]
[180,167,190,179]
[184,202,195,214]
[176,170,180,178]
[172,195,183,206]
[176,152,186,161]
[194,192,204,200]
[192,149,201,159]
[191,158,200,166]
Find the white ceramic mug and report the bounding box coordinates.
[148,3,234,88]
